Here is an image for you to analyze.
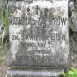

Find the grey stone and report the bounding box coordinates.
[9,0,69,67]
[69,27,77,67]
[68,1,77,68]
[70,10,77,32]
[0,0,4,7]
[7,68,64,77]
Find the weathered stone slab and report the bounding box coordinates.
[7,68,63,77]
[9,0,69,67]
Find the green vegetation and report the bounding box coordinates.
[0,0,9,63]
[61,67,77,77]
[2,0,9,45]
[2,0,9,32]
[0,0,9,76]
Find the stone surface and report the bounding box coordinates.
[0,0,4,7]
[68,1,77,68]
[0,0,77,76]
[9,0,69,67]
[7,68,63,77]
[70,10,77,32]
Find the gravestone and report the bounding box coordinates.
[7,0,69,77]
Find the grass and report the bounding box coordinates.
[2,0,9,32]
